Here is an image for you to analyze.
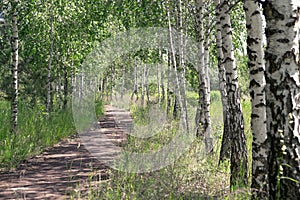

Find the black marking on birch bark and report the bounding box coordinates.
[263,2,284,20]
[286,21,296,27]
[277,38,289,43]
[252,10,260,17]
[250,79,261,88]
[265,29,284,37]
[255,102,266,108]
[250,67,264,75]
[247,37,259,46]
[251,113,260,119]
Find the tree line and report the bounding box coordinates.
[0,0,300,199]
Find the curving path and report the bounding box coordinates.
[0,105,131,200]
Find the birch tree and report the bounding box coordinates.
[167,1,188,130]
[218,0,248,187]
[214,0,230,162]
[263,1,300,198]
[195,0,213,152]
[243,0,268,198]
[11,0,19,133]
[46,10,54,114]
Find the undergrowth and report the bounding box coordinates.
[72,91,253,199]
[0,100,104,170]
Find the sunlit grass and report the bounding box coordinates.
[0,100,104,170]
[72,91,253,199]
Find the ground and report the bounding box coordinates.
[0,105,131,200]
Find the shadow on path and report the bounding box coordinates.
[0,105,131,200]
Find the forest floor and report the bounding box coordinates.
[0,105,131,200]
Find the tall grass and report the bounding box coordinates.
[72,91,253,199]
[0,100,104,170]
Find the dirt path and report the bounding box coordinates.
[0,105,131,200]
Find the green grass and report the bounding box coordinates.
[72,91,253,199]
[0,100,104,170]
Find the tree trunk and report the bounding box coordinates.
[167,50,172,116]
[263,1,300,198]
[141,64,146,107]
[11,0,19,134]
[121,65,125,100]
[63,64,68,109]
[145,65,150,103]
[161,52,165,104]
[243,0,269,198]
[220,0,248,187]
[178,0,189,133]
[195,0,213,152]
[56,47,63,110]
[46,12,54,114]
[214,0,230,163]
[131,62,138,102]
[204,29,213,153]
[157,59,161,104]
[167,2,188,131]
[194,0,205,137]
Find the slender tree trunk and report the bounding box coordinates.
[63,64,68,109]
[110,66,114,101]
[167,4,188,130]
[214,0,230,163]
[105,75,109,101]
[263,1,300,198]
[157,58,161,104]
[220,0,248,187]
[194,0,205,136]
[141,64,145,107]
[145,65,150,103]
[167,50,172,116]
[195,0,213,152]
[79,70,84,101]
[161,63,165,104]
[131,62,138,102]
[56,48,63,110]
[178,0,189,132]
[46,12,54,114]
[11,0,19,134]
[121,65,125,100]
[204,30,213,153]
[243,0,269,198]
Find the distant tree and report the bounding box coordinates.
[11,0,19,133]
[194,0,213,152]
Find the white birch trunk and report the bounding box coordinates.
[11,1,18,133]
[167,2,188,131]
[243,0,269,198]
[214,0,230,162]
[195,0,213,152]
[263,1,300,198]
[121,65,125,100]
[219,0,248,187]
[46,13,54,114]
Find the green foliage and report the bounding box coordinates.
[95,100,104,118]
[0,100,76,170]
[211,90,221,103]
[237,54,250,97]
[186,91,198,107]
